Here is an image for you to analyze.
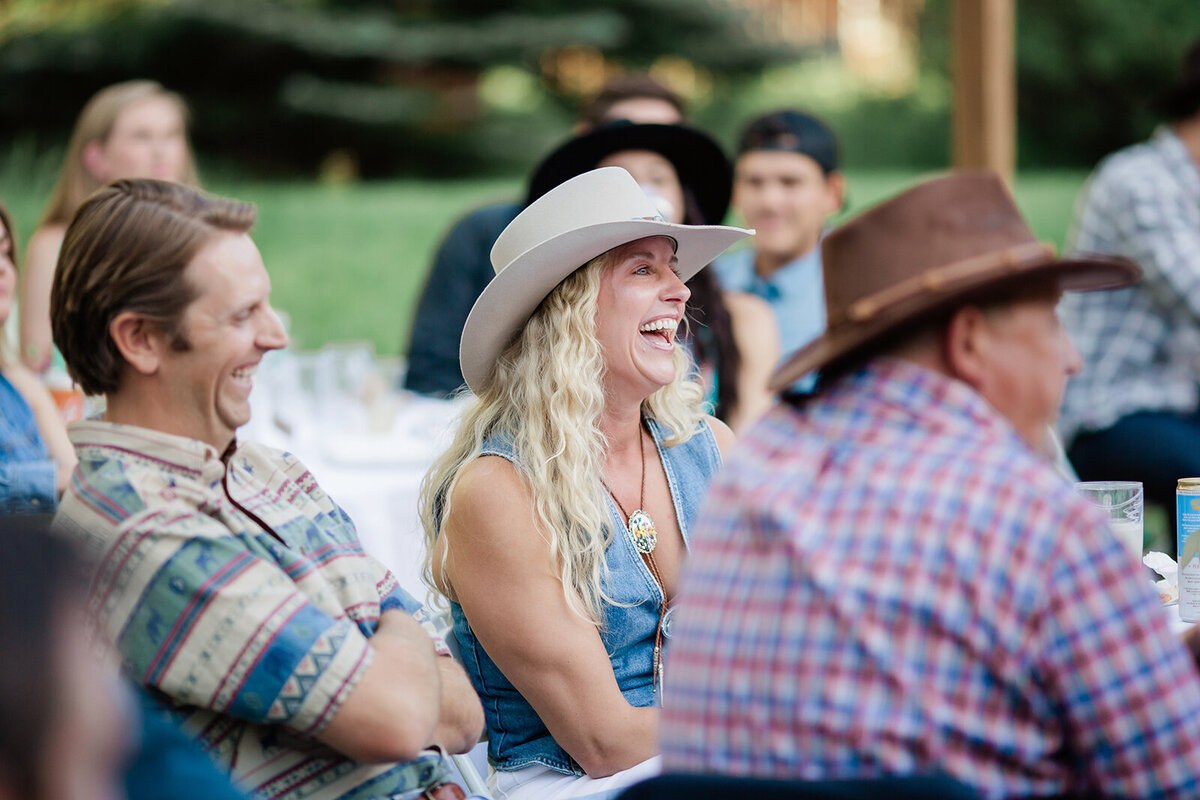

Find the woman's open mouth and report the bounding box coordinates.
[639,318,677,350]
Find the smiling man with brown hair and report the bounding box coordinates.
[50,179,482,800]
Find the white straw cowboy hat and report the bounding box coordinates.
[770,171,1142,391]
[460,166,752,394]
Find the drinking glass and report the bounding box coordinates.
[1074,481,1144,556]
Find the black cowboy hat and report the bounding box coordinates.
[1153,38,1200,121]
[525,120,732,226]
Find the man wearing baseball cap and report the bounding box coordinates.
[660,173,1200,797]
[713,109,845,386]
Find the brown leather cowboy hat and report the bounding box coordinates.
[769,171,1142,391]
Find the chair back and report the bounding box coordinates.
[617,773,981,799]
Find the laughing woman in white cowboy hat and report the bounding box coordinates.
[419,167,751,800]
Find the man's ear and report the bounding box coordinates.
[942,305,993,392]
[824,171,847,215]
[81,140,109,182]
[109,311,163,377]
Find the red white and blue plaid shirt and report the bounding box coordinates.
[662,358,1200,799]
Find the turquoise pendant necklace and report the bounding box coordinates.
[602,423,658,554]
[601,421,666,690]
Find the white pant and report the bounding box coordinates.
[490,755,661,800]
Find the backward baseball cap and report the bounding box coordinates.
[737,109,839,174]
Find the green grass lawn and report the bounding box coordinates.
[223,176,521,355]
[0,168,1089,357]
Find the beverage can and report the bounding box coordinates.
[44,366,85,424]
[49,386,85,424]
[1178,478,1200,622]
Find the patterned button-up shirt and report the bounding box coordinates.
[1058,127,1200,444]
[662,359,1200,799]
[55,421,449,800]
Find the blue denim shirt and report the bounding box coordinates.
[448,417,722,776]
[0,370,56,514]
[713,244,826,392]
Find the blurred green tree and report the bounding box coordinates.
[0,0,796,177]
[919,0,1200,167]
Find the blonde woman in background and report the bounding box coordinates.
[20,80,197,373]
[0,200,74,510]
[420,168,750,800]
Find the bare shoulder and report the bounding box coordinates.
[25,224,67,264]
[722,290,771,317]
[450,454,529,508]
[704,415,737,456]
[441,454,558,600]
[724,291,779,343]
[445,455,539,547]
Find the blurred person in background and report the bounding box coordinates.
[50,179,483,800]
[403,73,687,398]
[1060,37,1200,536]
[0,514,249,800]
[0,199,75,513]
[0,514,129,800]
[421,168,749,799]
[524,119,778,431]
[20,79,198,375]
[714,109,845,391]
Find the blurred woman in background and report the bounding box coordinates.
[0,200,75,512]
[20,80,197,374]
[526,121,778,432]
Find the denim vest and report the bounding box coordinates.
[448,418,721,775]
[0,371,56,514]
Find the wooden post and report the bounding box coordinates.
[952,0,1015,181]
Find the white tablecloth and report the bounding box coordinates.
[244,347,470,598]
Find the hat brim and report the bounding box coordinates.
[461,219,751,395]
[769,252,1142,391]
[526,124,732,225]
[1152,79,1200,121]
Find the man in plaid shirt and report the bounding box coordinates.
[661,173,1200,798]
[1060,38,1200,526]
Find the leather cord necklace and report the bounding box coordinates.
[600,420,667,692]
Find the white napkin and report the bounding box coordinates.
[1144,551,1179,605]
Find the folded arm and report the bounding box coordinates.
[431,653,485,754]
[95,510,477,766]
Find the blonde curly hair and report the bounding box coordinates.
[420,250,707,626]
